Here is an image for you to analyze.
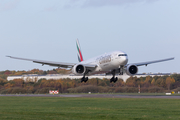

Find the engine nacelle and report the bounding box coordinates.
[125,64,138,76]
[72,64,86,75]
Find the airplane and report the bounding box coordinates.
[7,39,174,83]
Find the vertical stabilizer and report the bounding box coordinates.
[76,39,84,62]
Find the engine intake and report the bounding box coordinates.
[72,64,86,75]
[125,64,138,76]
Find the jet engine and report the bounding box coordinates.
[72,64,86,75]
[125,64,138,76]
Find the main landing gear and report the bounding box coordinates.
[81,70,90,83]
[110,70,118,83]
[110,66,124,83]
[110,77,118,83]
[81,77,88,83]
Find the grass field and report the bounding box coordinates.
[0,96,180,120]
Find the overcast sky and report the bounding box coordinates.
[0,0,179,73]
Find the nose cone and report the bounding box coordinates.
[120,56,128,65]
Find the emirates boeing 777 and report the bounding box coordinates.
[7,39,174,83]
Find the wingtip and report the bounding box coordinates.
[6,55,11,58]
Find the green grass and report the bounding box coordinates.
[0,97,180,120]
[78,93,180,96]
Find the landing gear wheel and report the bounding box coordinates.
[81,77,88,83]
[110,77,114,83]
[114,77,118,83]
[85,77,88,82]
[110,77,118,83]
[81,77,84,83]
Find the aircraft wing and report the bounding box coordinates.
[7,56,76,68]
[7,56,98,70]
[105,57,174,75]
[127,57,174,67]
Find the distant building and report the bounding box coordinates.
[7,73,172,82]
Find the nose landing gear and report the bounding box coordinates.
[119,66,124,75]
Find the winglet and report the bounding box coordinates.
[76,38,84,62]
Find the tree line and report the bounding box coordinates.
[0,69,180,94]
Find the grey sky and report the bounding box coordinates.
[0,0,179,73]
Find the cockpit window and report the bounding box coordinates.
[118,54,127,56]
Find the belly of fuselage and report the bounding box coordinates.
[99,59,120,71]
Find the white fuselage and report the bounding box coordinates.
[79,51,128,75]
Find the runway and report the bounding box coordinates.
[1,94,180,99]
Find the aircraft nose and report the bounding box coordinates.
[121,56,128,65]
